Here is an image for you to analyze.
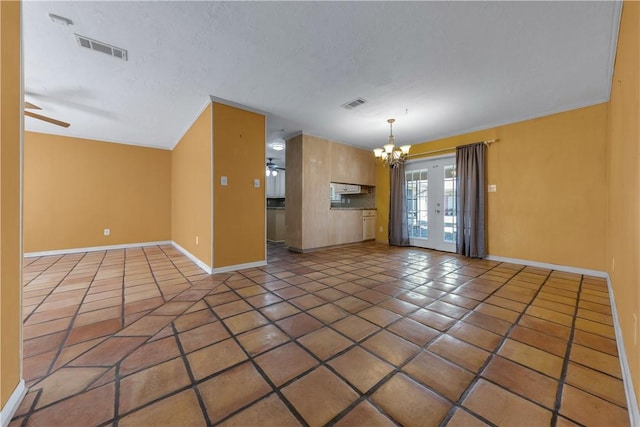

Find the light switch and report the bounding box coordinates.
[221,176,228,186]
[254,179,260,188]
[488,184,497,192]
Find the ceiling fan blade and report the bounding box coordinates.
[24,110,70,128]
[24,101,42,110]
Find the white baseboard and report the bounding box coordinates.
[170,241,212,274]
[1,379,26,427]
[212,260,267,274]
[606,276,640,426]
[23,241,172,258]
[485,255,607,278]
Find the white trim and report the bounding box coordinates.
[23,241,172,258]
[209,95,268,117]
[170,241,212,274]
[212,260,267,274]
[406,153,455,164]
[24,130,172,152]
[604,1,623,102]
[485,255,608,278]
[1,380,26,427]
[606,275,640,426]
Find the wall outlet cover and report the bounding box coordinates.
[104,228,110,236]
[254,179,260,188]
[221,176,228,186]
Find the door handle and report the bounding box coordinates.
[436,210,441,214]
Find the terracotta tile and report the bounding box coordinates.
[68,336,145,367]
[223,311,269,335]
[485,295,527,313]
[387,317,440,346]
[463,379,552,425]
[237,324,290,356]
[23,351,56,382]
[124,296,164,315]
[34,367,109,408]
[117,315,174,337]
[482,355,558,408]
[358,306,402,327]
[574,317,616,339]
[334,401,396,427]
[23,317,73,340]
[570,344,622,378]
[329,346,394,392]
[179,321,230,353]
[371,373,451,427]
[173,309,217,332]
[187,338,248,380]
[282,366,359,426]
[260,301,301,321]
[217,393,301,427]
[428,334,490,372]
[298,327,352,360]
[427,300,469,319]
[410,308,456,331]
[276,313,323,338]
[204,291,239,307]
[403,350,474,401]
[13,390,38,417]
[532,297,575,315]
[118,389,206,427]
[308,303,349,323]
[560,384,629,427]
[334,296,372,313]
[119,357,191,413]
[573,329,618,356]
[440,293,481,310]
[566,362,626,407]
[448,321,502,352]
[51,337,106,370]
[27,382,115,427]
[518,314,571,340]
[509,326,568,359]
[120,336,181,376]
[397,290,435,306]
[362,330,420,366]
[255,342,318,386]
[289,294,326,310]
[498,339,564,378]
[378,298,420,315]
[245,292,283,308]
[212,300,254,319]
[274,286,307,299]
[526,305,574,327]
[315,287,349,302]
[446,408,491,426]
[151,301,194,316]
[199,362,272,423]
[236,284,267,298]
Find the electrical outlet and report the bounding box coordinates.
[221,176,228,186]
[488,184,497,192]
[104,228,110,236]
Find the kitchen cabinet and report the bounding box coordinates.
[330,142,376,186]
[362,210,376,240]
[329,210,363,245]
[267,209,286,241]
[266,170,286,198]
[333,183,362,194]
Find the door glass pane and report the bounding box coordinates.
[406,168,428,239]
[443,165,456,243]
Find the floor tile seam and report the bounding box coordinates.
[163,322,214,427]
[15,388,43,427]
[198,297,310,427]
[38,251,111,379]
[155,245,205,286]
[22,252,92,324]
[112,363,121,427]
[551,275,585,426]
[440,264,552,423]
[140,246,174,304]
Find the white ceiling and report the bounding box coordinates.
[23,1,621,160]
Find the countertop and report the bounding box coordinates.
[330,207,376,210]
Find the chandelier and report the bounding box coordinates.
[373,119,411,167]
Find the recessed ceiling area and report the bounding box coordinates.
[23,1,621,151]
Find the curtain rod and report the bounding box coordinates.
[407,139,498,158]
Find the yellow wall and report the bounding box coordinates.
[607,0,640,402]
[23,133,171,252]
[376,105,608,271]
[212,102,265,268]
[171,104,212,268]
[0,0,23,408]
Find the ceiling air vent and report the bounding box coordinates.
[74,34,128,61]
[341,97,367,110]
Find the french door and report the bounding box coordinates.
[405,156,457,252]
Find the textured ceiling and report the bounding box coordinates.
[23,1,621,158]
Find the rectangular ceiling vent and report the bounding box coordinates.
[75,34,128,61]
[341,97,367,110]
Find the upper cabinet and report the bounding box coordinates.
[266,170,286,198]
[330,143,376,186]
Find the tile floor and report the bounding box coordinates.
[10,242,630,426]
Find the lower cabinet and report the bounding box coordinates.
[329,210,366,245]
